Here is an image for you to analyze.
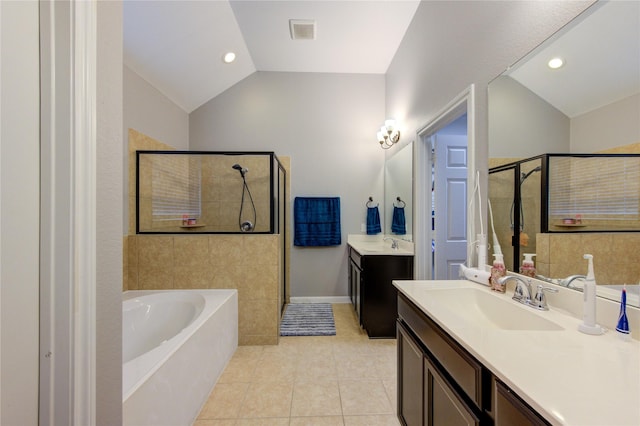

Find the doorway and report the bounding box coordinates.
[414,86,475,280]
[430,116,468,279]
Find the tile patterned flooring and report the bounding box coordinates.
[195,303,400,426]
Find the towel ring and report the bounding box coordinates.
[366,196,378,208]
[394,197,406,208]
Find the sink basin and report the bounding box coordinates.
[426,288,563,331]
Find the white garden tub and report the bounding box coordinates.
[122,289,238,426]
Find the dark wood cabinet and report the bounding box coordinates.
[494,379,550,426]
[426,356,480,426]
[398,323,424,425]
[397,294,548,426]
[348,247,413,338]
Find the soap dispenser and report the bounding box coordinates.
[578,254,605,335]
[490,254,506,292]
[519,253,536,278]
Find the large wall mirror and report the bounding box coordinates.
[488,0,640,306]
[385,142,413,240]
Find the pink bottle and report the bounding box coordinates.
[519,253,536,278]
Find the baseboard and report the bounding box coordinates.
[289,296,351,304]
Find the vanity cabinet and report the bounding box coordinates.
[494,379,550,426]
[348,247,413,338]
[397,294,549,426]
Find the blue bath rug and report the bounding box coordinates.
[280,303,336,336]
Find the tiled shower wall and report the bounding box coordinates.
[536,233,640,286]
[125,129,291,345]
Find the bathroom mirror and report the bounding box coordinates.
[488,0,640,306]
[384,142,413,240]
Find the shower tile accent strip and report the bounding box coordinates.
[126,234,282,345]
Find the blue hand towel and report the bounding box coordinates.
[391,206,406,235]
[294,197,341,246]
[366,206,382,235]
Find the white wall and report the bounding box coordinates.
[97,2,124,424]
[190,71,385,298]
[0,1,40,424]
[385,0,593,254]
[571,93,640,152]
[489,76,570,158]
[123,65,189,231]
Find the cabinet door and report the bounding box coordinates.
[425,357,480,426]
[349,258,362,323]
[398,322,424,426]
[494,380,550,426]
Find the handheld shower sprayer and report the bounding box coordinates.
[232,163,248,178]
[231,163,256,232]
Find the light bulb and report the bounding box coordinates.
[547,57,564,69]
[223,52,236,64]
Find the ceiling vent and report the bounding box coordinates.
[289,19,316,40]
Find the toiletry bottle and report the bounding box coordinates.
[578,254,604,335]
[615,284,631,341]
[490,254,506,292]
[519,253,536,278]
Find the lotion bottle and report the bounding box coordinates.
[519,253,536,278]
[578,254,605,335]
[490,254,506,292]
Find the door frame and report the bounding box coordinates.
[414,85,477,279]
[39,1,97,424]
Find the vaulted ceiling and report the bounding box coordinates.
[123,0,421,113]
[123,1,639,117]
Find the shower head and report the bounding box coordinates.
[520,166,542,184]
[232,163,248,177]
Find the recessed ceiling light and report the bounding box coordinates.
[222,52,236,64]
[547,57,564,69]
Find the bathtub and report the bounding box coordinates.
[122,289,238,426]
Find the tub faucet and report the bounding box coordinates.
[383,237,399,249]
[498,276,532,306]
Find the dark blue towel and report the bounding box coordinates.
[366,206,381,235]
[391,206,406,235]
[294,197,341,246]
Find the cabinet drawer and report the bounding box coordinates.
[349,247,362,269]
[398,294,483,409]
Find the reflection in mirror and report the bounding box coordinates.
[489,158,542,272]
[385,142,413,240]
[488,0,640,306]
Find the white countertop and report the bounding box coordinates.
[393,279,640,426]
[347,234,414,256]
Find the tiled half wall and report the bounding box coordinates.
[124,234,283,346]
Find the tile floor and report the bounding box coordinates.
[195,303,400,426]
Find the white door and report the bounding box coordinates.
[433,134,468,279]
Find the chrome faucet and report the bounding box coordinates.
[383,237,399,249]
[497,276,558,311]
[498,276,532,305]
[562,274,586,289]
[531,283,559,310]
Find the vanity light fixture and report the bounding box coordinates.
[547,57,564,69]
[222,52,236,64]
[377,119,401,149]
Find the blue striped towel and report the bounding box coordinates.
[391,206,406,235]
[294,197,341,246]
[366,206,382,235]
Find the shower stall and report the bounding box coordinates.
[136,151,286,235]
[489,153,640,271]
[135,151,289,314]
